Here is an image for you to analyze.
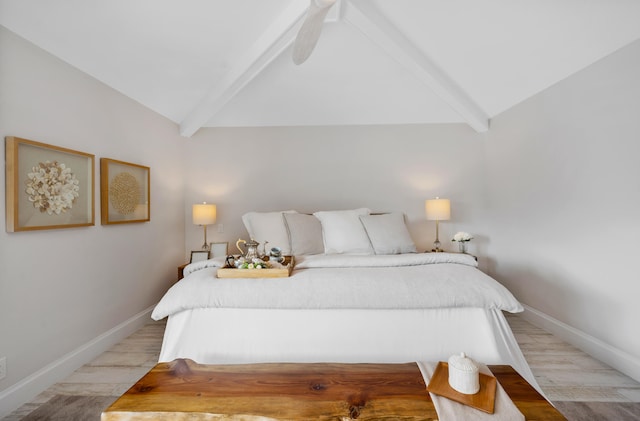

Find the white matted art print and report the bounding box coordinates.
[190,250,210,263]
[5,136,95,232]
[210,242,228,258]
[100,158,150,225]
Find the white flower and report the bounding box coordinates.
[25,160,79,215]
[452,231,473,242]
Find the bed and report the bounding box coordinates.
[151,209,539,392]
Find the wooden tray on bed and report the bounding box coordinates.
[217,256,294,278]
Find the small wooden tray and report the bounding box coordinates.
[217,256,294,278]
[426,361,497,414]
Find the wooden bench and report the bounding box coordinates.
[102,359,566,420]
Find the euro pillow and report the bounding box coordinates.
[283,213,324,255]
[359,212,417,255]
[241,210,297,255]
[313,208,373,254]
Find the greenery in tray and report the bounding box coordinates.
[235,257,273,269]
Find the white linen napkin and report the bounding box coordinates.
[417,362,525,421]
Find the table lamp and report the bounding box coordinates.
[193,202,217,251]
[425,197,450,252]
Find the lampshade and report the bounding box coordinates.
[425,198,450,221]
[192,203,217,225]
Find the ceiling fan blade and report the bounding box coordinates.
[292,0,337,65]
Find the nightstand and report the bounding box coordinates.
[177,263,189,281]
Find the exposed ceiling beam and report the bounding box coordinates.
[326,0,344,23]
[344,0,490,132]
[179,1,309,137]
[180,0,488,136]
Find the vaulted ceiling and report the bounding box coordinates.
[2,0,640,137]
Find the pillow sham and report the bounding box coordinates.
[313,208,373,254]
[359,212,417,255]
[241,210,297,255]
[283,213,324,255]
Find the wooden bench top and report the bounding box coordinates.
[102,359,566,420]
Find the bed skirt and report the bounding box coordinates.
[157,307,539,394]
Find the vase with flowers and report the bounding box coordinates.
[452,232,473,253]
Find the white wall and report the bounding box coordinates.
[183,124,490,265]
[485,39,640,376]
[0,27,186,413]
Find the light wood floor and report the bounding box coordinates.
[4,314,640,420]
[506,314,640,402]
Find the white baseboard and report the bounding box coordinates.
[520,304,640,384]
[0,306,154,418]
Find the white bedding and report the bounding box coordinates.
[152,253,522,320]
[152,252,540,393]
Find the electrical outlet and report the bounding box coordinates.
[0,357,6,380]
[217,223,224,233]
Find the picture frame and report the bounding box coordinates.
[190,250,210,263]
[100,158,150,225]
[210,241,229,258]
[5,136,95,232]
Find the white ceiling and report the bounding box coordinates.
[2,0,640,137]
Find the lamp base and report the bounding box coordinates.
[201,225,210,251]
[429,220,446,253]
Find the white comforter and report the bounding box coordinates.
[151,253,522,320]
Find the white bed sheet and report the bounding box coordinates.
[152,253,522,318]
[158,306,541,394]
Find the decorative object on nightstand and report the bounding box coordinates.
[452,231,473,253]
[425,197,450,252]
[209,242,229,258]
[193,202,217,251]
[190,250,210,263]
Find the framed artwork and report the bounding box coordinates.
[210,241,228,258]
[5,136,95,232]
[100,158,150,225]
[190,250,210,263]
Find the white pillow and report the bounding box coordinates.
[360,213,417,255]
[283,213,324,255]
[241,210,297,255]
[313,208,373,254]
